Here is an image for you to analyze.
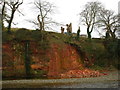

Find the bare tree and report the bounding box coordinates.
[5,0,23,33]
[97,9,119,39]
[80,1,102,38]
[34,0,56,31]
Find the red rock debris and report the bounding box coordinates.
[60,69,107,78]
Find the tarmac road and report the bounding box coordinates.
[2,70,120,88]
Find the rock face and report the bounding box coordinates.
[2,42,104,79]
[3,42,26,77]
[47,44,83,78]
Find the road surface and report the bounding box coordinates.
[2,70,120,88]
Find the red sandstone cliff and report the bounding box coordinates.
[47,44,83,78]
[2,42,103,79]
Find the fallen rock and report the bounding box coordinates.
[60,69,107,78]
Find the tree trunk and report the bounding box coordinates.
[107,28,116,39]
[105,31,110,39]
[24,40,32,78]
[87,26,91,39]
[43,22,45,31]
[7,10,15,33]
[2,2,6,31]
[42,18,45,31]
[110,30,116,39]
[37,15,42,31]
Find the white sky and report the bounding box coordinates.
[12,0,120,38]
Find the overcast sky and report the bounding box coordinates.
[11,0,120,37]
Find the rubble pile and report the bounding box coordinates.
[60,69,106,78]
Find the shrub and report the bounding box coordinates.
[2,31,15,42]
[14,29,32,41]
[103,39,120,68]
